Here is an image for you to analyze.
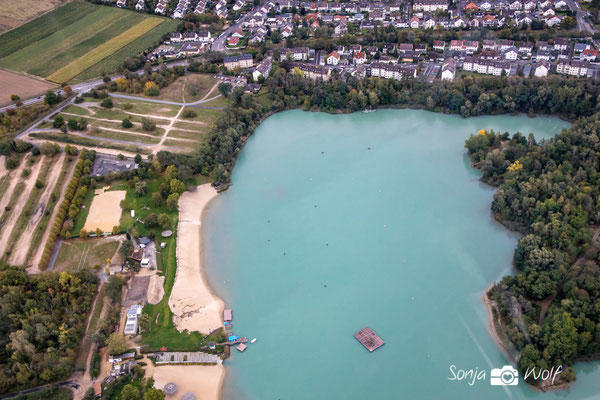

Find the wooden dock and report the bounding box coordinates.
[354,327,384,352]
[218,337,248,346]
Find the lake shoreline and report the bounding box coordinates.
[167,184,225,400]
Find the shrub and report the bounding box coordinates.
[182,109,197,118]
[141,118,156,131]
[144,82,160,96]
[5,157,19,169]
[101,97,113,108]
[122,118,133,128]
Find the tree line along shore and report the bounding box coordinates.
[3,60,600,398]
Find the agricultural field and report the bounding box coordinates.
[0,68,57,105]
[0,0,71,35]
[0,2,178,82]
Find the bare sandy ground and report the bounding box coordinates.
[0,155,44,256]
[83,189,126,232]
[10,153,65,265]
[169,184,224,334]
[147,274,165,304]
[152,364,225,400]
[0,68,56,105]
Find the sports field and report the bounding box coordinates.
[0,2,178,82]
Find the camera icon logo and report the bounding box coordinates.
[490,365,519,386]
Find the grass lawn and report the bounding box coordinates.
[63,105,91,116]
[254,87,274,109]
[162,139,197,152]
[168,129,207,140]
[53,238,120,272]
[112,98,179,118]
[182,107,223,125]
[30,132,152,155]
[199,95,229,108]
[90,107,164,127]
[87,128,161,145]
[71,186,96,235]
[86,118,165,137]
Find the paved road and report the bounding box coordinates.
[565,0,596,33]
[211,10,257,52]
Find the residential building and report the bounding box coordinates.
[224,54,254,70]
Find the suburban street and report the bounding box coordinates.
[211,10,255,52]
[565,0,596,33]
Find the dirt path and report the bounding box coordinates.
[71,283,106,400]
[0,156,44,256]
[29,153,77,272]
[10,153,66,266]
[197,81,220,102]
[153,82,187,155]
[0,154,30,211]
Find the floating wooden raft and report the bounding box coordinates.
[354,327,384,352]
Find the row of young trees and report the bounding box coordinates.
[465,114,600,385]
[40,148,96,269]
[0,265,98,394]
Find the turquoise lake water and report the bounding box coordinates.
[203,109,600,400]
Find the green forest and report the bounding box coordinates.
[465,115,600,385]
[0,266,98,394]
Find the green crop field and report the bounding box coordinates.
[0,2,178,82]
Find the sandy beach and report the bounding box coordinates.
[152,364,225,400]
[169,184,224,334]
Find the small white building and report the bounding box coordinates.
[534,62,549,77]
[124,305,142,335]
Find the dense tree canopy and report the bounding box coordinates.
[0,266,98,393]
[466,114,600,385]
